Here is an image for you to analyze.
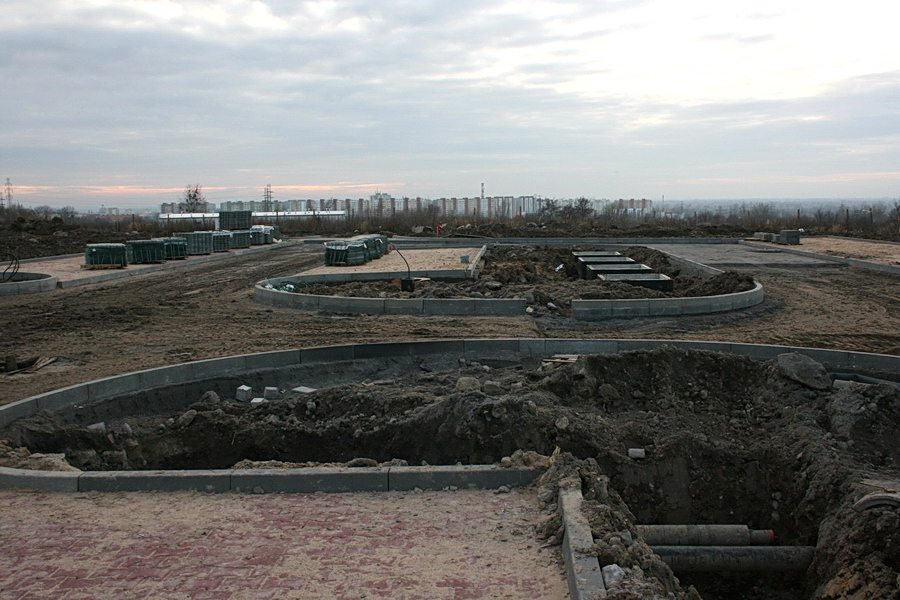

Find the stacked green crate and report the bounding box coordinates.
[181,232,213,255]
[219,211,252,230]
[153,238,188,260]
[84,243,127,267]
[346,241,369,264]
[250,230,265,245]
[212,231,233,252]
[127,240,167,263]
[231,230,252,249]
[324,241,349,265]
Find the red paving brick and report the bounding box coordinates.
[0,488,567,599]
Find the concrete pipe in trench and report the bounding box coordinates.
[636,524,774,546]
[652,545,815,572]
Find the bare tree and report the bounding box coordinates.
[181,185,206,212]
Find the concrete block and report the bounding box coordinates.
[404,340,467,356]
[231,467,388,493]
[353,342,414,360]
[86,374,141,403]
[0,467,80,492]
[680,298,714,315]
[186,354,253,383]
[0,397,39,428]
[649,298,684,316]
[610,299,650,318]
[848,351,900,374]
[137,363,195,389]
[300,345,355,364]
[545,339,619,356]
[339,297,386,315]
[517,339,547,357]
[384,297,424,314]
[263,386,279,400]
[33,384,90,412]
[463,339,521,358]
[708,297,734,313]
[473,299,526,315]
[388,465,539,491]
[729,342,783,362]
[570,300,612,319]
[236,385,253,401]
[250,398,267,406]
[245,350,300,371]
[423,298,475,315]
[78,470,231,493]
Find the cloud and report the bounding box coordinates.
[2,0,900,207]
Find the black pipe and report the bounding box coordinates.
[637,525,773,546]
[652,545,815,572]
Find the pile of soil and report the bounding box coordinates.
[291,246,755,314]
[1,347,896,599]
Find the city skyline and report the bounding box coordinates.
[3,1,899,209]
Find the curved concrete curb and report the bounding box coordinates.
[571,281,764,320]
[1,338,896,493]
[256,243,764,319]
[0,273,58,296]
[254,285,527,316]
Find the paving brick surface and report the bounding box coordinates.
[0,488,566,599]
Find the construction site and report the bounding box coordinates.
[0,232,898,600]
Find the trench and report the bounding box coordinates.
[3,347,898,600]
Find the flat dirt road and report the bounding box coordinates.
[2,240,898,406]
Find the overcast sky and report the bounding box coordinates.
[3,0,899,209]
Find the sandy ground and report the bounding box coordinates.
[0,488,566,600]
[304,247,484,276]
[766,236,900,265]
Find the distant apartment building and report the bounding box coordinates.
[160,201,213,213]
[165,193,591,218]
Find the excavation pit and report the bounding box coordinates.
[2,341,897,600]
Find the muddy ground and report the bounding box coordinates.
[289,246,756,314]
[2,347,898,599]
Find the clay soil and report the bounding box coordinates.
[1,240,899,600]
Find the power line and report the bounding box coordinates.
[262,183,273,211]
